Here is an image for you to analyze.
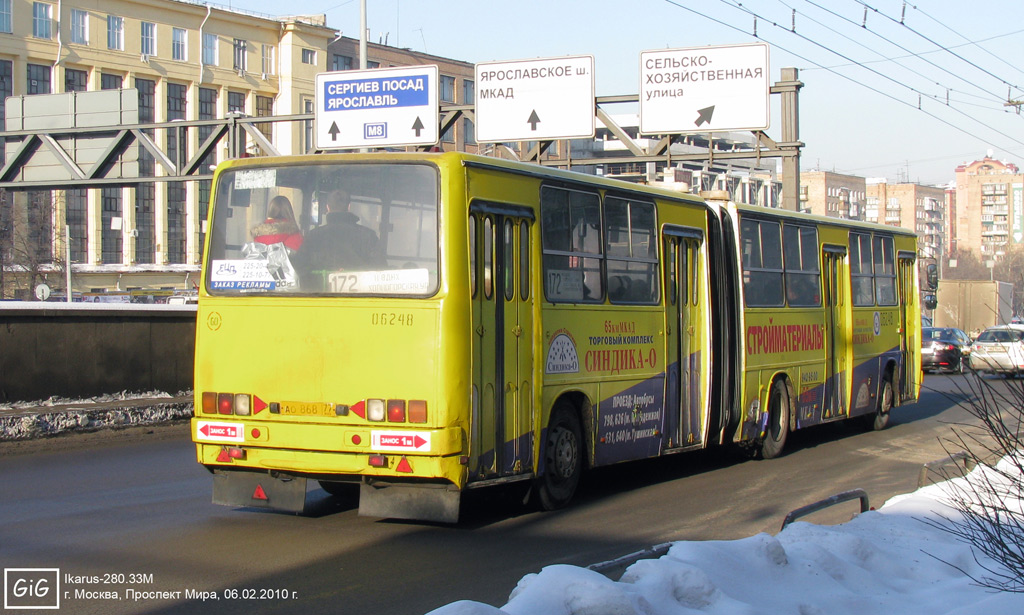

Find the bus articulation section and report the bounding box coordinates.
[192,152,920,522]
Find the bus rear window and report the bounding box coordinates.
[205,162,439,297]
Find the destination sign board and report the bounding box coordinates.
[474,55,595,142]
[315,65,439,149]
[639,43,770,134]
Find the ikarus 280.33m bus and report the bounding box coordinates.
[192,151,920,522]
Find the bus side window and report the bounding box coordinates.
[740,218,784,307]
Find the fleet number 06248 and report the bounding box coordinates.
[371,312,414,326]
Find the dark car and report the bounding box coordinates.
[922,327,972,373]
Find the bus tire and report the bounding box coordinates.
[865,375,893,431]
[760,379,789,459]
[537,403,583,511]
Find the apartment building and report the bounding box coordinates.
[798,171,865,219]
[0,0,334,297]
[865,179,947,262]
[953,156,1024,262]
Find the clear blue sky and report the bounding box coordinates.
[230,0,1024,186]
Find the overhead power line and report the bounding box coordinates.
[659,0,1023,160]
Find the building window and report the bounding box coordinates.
[172,28,187,61]
[64,68,87,92]
[100,73,121,90]
[66,189,87,263]
[107,15,123,51]
[0,0,10,34]
[463,79,475,145]
[198,87,218,257]
[141,22,156,57]
[167,83,187,264]
[101,188,122,264]
[202,32,217,66]
[332,54,353,71]
[33,2,51,39]
[135,78,156,263]
[261,44,274,75]
[440,75,455,103]
[70,8,88,44]
[0,59,11,164]
[301,48,316,65]
[255,94,273,151]
[303,98,314,153]
[233,38,247,72]
[27,64,51,95]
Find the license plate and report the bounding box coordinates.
[280,402,336,417]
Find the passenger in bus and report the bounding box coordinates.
[295,189,386,289]
[250,196,303,251]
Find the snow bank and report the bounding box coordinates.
[0,391,193,440]
[429,460,1024,615]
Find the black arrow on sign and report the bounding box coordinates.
[528,110,541,131]
[412,116,425,137]
[328,121,341,141]
[695,105,715,127]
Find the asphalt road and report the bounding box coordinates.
[0,373,1010,615]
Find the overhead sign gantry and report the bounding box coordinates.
[314,65,439,149]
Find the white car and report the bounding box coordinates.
[969,325,1024,376]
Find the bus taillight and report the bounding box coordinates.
[367,399,386,421]
[408,400,427,423]
[217,393,233,415]
[233,394,251,416]
[387,399,406,422]
[202,392,217,414]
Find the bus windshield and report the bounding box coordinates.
[205,161,439,297]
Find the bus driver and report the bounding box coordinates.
[296,189,386,290]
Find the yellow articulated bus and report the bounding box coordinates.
[192,152,920,522]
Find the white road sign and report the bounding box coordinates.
[474,55,595,143]
[639,43,770,135]
[315,65,439,149]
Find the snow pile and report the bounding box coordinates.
[0,391,193,441]
[430,458,1024,615]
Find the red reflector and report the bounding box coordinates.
[227,447,246,459]
[217,393,233,415]
[202,392,217,414]
[408,400,427,423]
[352,434,362,445]
[396,457,413,473]
[387,399,406,423]
[350,400,366,419]
[252,485,268,500]
[251,428,261,439]
[253,396,267,414]
[368,454,388,468]
[216,449,231,462]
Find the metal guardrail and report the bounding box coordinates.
[587,542,673,578]
[917,451,975,488]
[780,488,871,531]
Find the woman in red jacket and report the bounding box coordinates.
[250,196,303,251]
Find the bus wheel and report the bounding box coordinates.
[537,404,583,511]
[760,380,789,459]
[865,376,893,431]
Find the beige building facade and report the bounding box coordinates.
[953,156,1024,262]
[798,171,865,219]
[865,179,947,262]
[0,0,334,298]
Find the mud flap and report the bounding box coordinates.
[358,482,461,523]
[212,470,307,513]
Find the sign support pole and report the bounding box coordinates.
[774,67,803,212]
